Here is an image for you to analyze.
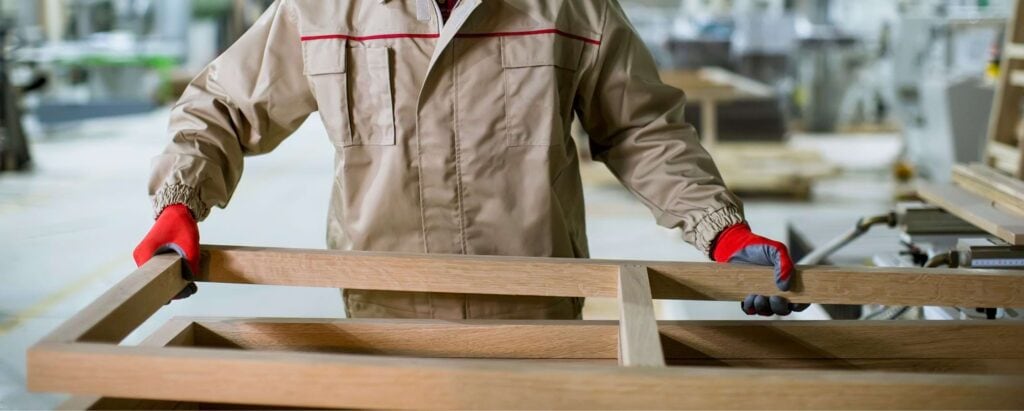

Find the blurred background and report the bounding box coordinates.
[1,0,1021,408]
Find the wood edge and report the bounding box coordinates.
[39,255,185,344]
[51,319,197,410]
[200,244,1024,307]
[31,343,1024,410]
[917,182,1024,246]
[617,265,665,367]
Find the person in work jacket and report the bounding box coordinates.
[134,0,806,319]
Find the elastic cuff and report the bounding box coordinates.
[688,207,745,257]
[153,183,209,221]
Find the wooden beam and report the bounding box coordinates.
[665,358,1024,374]
[616,266,664,367]
[58,319,196,410]
[41,255,187,344]
[200,245,620,298]
[27,343,1024,410]
[917,182,1024,245]
[187,318,1024,360]
[200,245,1024,307]
[193,318,617,359]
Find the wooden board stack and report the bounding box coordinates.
[917,163,1024,246]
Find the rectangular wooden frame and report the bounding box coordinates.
[988,0,1024,178]
[28,245,1024,410]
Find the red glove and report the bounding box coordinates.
[133,204,200,299]
[712,223,806,316]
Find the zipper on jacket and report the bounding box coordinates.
[430,0,443,32]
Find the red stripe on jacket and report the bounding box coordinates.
[300,29,600,45]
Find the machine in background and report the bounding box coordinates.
[1,20,32,172]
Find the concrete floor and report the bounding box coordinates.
[0,110,900,410]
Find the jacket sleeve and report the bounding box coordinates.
[574,0,745,256]
[149,0,315,221]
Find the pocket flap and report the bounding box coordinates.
[501,33,584,71]
[302,38,347,75]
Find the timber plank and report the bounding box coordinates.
[665,358,1024,374]
[59,319,195,410]
[188,318,1024,361]
[917,182,1024,245]
[201,245,621,298]
[200,245,1024,307]
[42,255,187,344]
[616,266,664,367]
[952,164,1024,216]
[28,343,1024,410]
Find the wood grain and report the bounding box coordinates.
[616,266,664,367]
[58,318,195,410]
[917,182,1024,245]
[200,245,1024,307]
[41,255,187,344]
[665,358,1024,374]
[28,343,1024,410]
[187,318,1024,361]
[200,245,620,298]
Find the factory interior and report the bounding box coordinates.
[2,0,1024,409]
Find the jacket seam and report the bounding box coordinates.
[453,49,468,254]
[415,104,429,253]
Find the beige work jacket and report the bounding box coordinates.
[150,0,745,260]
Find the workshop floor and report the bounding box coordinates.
[0,111,900,410]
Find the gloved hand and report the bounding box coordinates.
[133,204,200,300]
[711,223,807,316]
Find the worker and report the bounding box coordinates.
[134,0,806,319]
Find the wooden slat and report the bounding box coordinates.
[41,255,187,344]
[988,141,1022,176]
[616,265,664,367]
[1003,43,1024,60]
[200,245,621,297]
[27,343,1024,410]
[666,358,1024,374]
[917,182,1024,245]
[953,163,1024,216]
[1012,69,1024,87]
[200,245,1024,307]
[188,318,1024,361]
[194,318,616,359]
[58,319,196,410]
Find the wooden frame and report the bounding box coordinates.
[29,245,1024,410]
[988,0,1024,178]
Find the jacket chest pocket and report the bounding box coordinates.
[302,39,396,147]
[501,34,583,147]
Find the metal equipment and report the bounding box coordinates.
[795,202,1022,321]
[0,20,31,171]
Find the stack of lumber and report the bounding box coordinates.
[952,163,1024,216]
[917,163,1024,245]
